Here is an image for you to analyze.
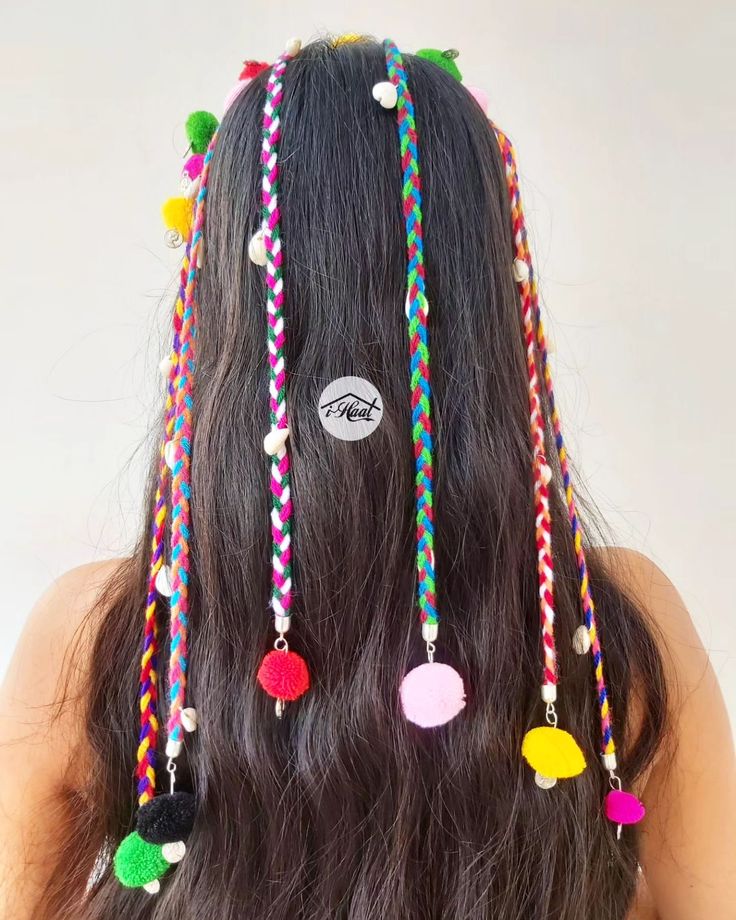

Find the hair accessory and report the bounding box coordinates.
[492,121,645,831]
[113,99,220,895]
[416,47,462,82]
[185,110,219,154]
[253,41,311,717]
[381,39,467,728]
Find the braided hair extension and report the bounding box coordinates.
[135,248,189,807]
[254,41,311,712]
[382,40,467,729]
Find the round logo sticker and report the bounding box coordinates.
[318,376,383,441]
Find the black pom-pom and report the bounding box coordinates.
[136,792,196,844]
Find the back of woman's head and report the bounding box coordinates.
[59,37,667,920]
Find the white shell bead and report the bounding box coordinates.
[162,841,187,864]
[143,880,161,894]
[248,228,268,266]
[164,440,177,471]
[285,37,302,56]
[263,426,290,455]
[372,81,398,109]
[534,772,557,790]
[159,354,174,378]
[512,258,530,283]
[181,707,198,732]
[539,461,553,485]
[155,565,173,598]
[572,624,592,655]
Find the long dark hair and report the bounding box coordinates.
[48,38,667,920]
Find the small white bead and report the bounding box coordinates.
[143,880,161,895]
[572,624,592,655]
[602,752,618,771]
[512,258,530,283]
[541,684,557,704]
[180,175,200,199]
[539,461,553,485]
[164,440,177,471]
[161,841,186,864]
[196,239,205,270]
[159,354,174,378]
[372,81,398,109]
[421,622,438,642]
[181,707,198,732]
[248,228,267,266]
[165,738,183,758]
[534,772,557,790]
[285,37,302,56]
[263,426,290,455]
[155,565,173,598]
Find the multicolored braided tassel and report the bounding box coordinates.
[378,39,466,729]
[253,40,311,714]
[493,123,644,827]
[114,106,220,895]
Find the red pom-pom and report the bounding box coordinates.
[240,60,269,80]
[257,650,310,701]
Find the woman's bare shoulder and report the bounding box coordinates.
[1,558,126,709]
[0,560,127,918]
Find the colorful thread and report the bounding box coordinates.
[494,129,557,696]
[262,50,295,626]
[494,126,615,758]
[167,132,218,750]
[136,250,188,805]
[384,39,437,630]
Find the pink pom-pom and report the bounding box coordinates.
[399,661,466,728]
[466,85,489,114]
[604,789,646,825]
[182,154,204,181]
[223,79,251,113]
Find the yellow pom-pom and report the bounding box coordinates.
[521,726,586,779]
[162,197,194,239]
[332,33,364,47]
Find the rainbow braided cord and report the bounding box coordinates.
[167,134,218,749]
[495,127,615,758]
[136,251,189,804]
[262,51,294,623]
[384,39,437,629]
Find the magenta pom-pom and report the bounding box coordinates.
[257,649,310,701]
[604,789,646,825]
[399,661,466,728]
[182,154,204,181]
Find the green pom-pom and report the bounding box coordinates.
[416,48,463,82]
[185,111,219,154]
[113,831,169,888]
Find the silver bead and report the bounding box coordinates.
[534,772,557,790]
[165,229,183,249]
[421,622,438,642]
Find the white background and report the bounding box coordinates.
[1,2,733,721]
